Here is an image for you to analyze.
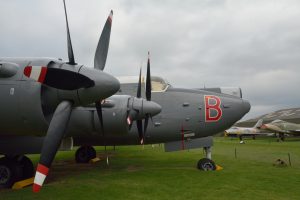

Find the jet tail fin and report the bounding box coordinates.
[254,119,263,129]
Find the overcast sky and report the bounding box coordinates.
[1,0,300,120]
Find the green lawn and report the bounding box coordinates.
[1,137,300,200]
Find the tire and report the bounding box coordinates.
[0,157,23,188]
[75,146,96,163]
[19,156,34,179]
[197,158,216,171]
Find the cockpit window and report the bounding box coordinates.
[151,76,170,92]
[117,75,171,94]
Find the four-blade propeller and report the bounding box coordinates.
[126,52,162,144]
[33,0,116,192]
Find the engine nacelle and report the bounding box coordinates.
[100,95,130,135]
[66,95,131,137]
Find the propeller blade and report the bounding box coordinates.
[146,52,151,101]
[137,68,142,98]
[127,116,132,125]
[144,115,149,135]
[94,10,113,70]
[95,101,104,134]
[33,101,73,192]
[136,120,144,144]
[24,66,94,90]
[128,123,133,130]
[63,0,76,65]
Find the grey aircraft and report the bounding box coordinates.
[0,1,251,192]
[0,51,251,190]
[0,1,120,192]
[261,119,300,141]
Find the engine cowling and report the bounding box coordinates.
[0,62,19,77]
[66,95,131,137]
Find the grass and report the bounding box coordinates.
[1,137,300,200]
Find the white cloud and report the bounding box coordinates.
[1,0,300,120]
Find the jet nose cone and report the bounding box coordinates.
[78,67,120,105]
[261,124,268,129]
[143,100,162,117]
[224,131,228,136]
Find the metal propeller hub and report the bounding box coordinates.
[128,97,162,121]
[141,100,162,117]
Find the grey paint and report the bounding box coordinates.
[164,136,213,152]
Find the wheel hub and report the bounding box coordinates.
[0,165,11,184]
[202,163,214,171]
[78,151,88,160]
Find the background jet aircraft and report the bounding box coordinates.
[261,119,300,141]
[224,119,271,143]
[0,0,119,192]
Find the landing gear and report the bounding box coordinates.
[239,136,245,144]
[75,146,96,163]
[197,147,216,171]
[276,133,285,142]
[0,155,34,188]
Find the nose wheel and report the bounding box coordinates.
[75,146,96,163]
[197,147,216,171]
[197,158,216,171]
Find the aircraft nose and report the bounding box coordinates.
[77,67,120,105]
[221,96,251,125]
[242,100,251,115]
[224,130,228,136]
[261,124,268,129]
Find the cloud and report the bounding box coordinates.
[1,0,300,120]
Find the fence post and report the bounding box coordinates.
[288,153,292,166]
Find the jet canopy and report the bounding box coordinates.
[271,119,284,123]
